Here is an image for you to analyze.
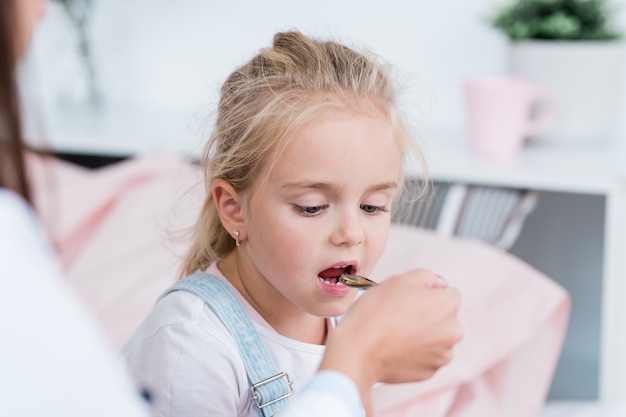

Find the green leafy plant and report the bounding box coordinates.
[490,0,622,40]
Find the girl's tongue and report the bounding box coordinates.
[318,267,348,283]
[317,267,354,295]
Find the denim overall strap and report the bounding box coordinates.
[160,271,293,417]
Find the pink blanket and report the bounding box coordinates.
[370,225,569,416]
[28,152,203,347]
[28,152,570,417]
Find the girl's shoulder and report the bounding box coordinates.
[121,286,253,416]
[127,287,240,348]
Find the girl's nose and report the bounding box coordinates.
[330,211,364,246]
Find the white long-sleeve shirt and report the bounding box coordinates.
[0,189,150,416]
[280,371,364,417]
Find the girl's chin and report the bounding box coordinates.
[313,295,357,319]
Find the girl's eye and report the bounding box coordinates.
[360,204,389,214]
[295,205,328,216]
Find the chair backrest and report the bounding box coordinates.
[392,180,539,251]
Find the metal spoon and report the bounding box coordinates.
[338,273,377,290]
[340,273,449,290]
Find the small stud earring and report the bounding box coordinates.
[234,230,240,247]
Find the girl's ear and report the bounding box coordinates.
[212,179,245,234]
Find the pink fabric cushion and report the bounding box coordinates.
[370,225,570,417]
[29,152,203,348]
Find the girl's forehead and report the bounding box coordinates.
[247,100,399,195]
[245,107,402,203]
[285,100,391,145]
[273,110,400,180]
[289,107,393,146]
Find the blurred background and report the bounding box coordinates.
[22,0,626,155]
[18,0,626,410]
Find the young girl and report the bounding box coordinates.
[122,30,434,416]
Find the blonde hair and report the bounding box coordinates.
[181,30,427,277]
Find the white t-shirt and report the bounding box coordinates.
[0,189,150,417]
[121,264,328,417]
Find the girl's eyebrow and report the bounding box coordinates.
[281,181,398,192]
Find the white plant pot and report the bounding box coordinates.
[509,41,625,145]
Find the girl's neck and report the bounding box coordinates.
[217,252,328,345]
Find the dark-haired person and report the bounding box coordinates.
[1,1,153,415]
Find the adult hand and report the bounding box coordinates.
[320,269,462,412]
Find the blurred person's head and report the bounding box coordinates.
[0,0,47,201]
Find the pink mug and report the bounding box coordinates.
[464,75,560,160]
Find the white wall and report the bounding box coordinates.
[29,0,626,150]
[23,0,626,148]
[26,0,513,141]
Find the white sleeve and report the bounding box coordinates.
[277,371,365,417]
[0,191,150,417]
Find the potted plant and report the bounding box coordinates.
[489,0,624,145]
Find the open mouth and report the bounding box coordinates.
[318,265,353,285]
